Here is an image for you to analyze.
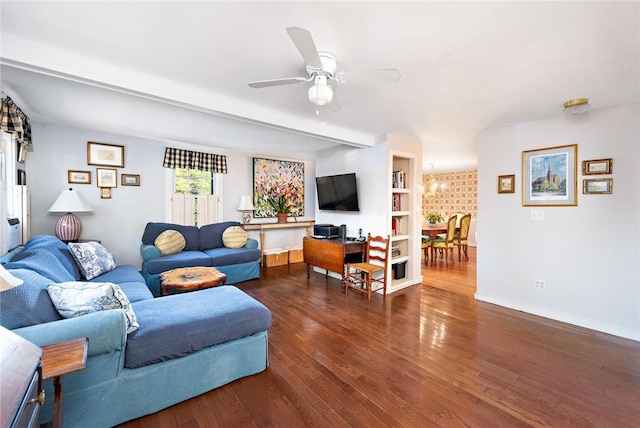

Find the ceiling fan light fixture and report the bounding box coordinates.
[308,82,333,106]
[563,98,590,115]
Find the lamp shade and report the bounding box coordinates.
[48,188,93,241]
[0,264,23,292]
[237,195,255,211]
[48,188,93,213]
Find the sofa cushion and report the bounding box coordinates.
[89,265,153,303]
[154,230,186,256]
[222,226,248,249]
[68,242,117,280]
[144,250,212,275]
[114,281,154,303]
[48,281,139,334]
[142,223,200,251]
[203,247,262,266]
[126,286,272,368]
[0,268,62,329]
[199,221,241,250]
[5,248,76,283]
[23,234,82,279]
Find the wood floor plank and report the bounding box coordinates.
[120,248,640,427]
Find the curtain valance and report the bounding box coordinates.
[162,147,227,174]
[1,96,32,146]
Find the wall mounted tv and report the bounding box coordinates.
[315,172,360,211]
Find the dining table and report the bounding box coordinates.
[421,224,460,265]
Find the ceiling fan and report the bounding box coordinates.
[248,27,401,112]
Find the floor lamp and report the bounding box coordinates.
[48,188,93,242]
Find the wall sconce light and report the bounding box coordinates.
[563,98,590,115]
[237,195,255,224]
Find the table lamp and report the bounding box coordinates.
[237,195,255,224]
[48,188,93,242]
[0,263,23,292]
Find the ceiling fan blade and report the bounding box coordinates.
[338,68,401,84]
[248,77,309,88]
[286,27,323,70]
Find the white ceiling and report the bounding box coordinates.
[1,1,638,172]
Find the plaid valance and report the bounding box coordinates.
[162,147,227,174]
[1,96,32,146]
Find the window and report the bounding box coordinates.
[172,168,219,226]
[174,168,213,195]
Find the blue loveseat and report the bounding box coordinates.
[0,234,271,428]
[140,221,261,296]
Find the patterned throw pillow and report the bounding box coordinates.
[222,226,248,249]
[68,242,117,280]
[47,281,139,334]
[154,230,186,256]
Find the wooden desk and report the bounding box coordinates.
[41,338,88,428]
[244,221,315,262]
[303,237,365,284]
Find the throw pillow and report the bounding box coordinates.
[222,226,248,249]
[47,281,139,334]
[68,242,117,280]
[154,230,186,256]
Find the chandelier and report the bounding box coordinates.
[424,165,445,198]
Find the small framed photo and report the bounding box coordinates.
[96,168,117,188]
[582,158,612,175]
[87,142,125,167]
[68,170,91,184]
[498,174,515,193]
[583,178,612,194]
[121,174,140,186]
[100,187,112,199]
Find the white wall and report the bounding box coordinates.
[26,123,316,267]
[477,103,639,340]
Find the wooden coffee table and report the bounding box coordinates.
[159,266,227,296]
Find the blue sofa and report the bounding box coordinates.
[140,221,261,296]
[0,234,271,428]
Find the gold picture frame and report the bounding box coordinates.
[582,158,612,175]
[583,178,612,194]
[96,168,117,188]
[498,174,515,194]
[100,187,112,199]
[522,144,578,207]
[87,142,125,167]
[121,174,140,186]
[68,170,91,184]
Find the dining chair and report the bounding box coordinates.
[430,215,457,266]
[453,214,471,261]
[421,235,431,265]
[345,233,390,303]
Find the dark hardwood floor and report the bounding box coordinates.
[120,247,640,427]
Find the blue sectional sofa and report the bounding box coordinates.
[140,221,261,296]
[0,234,271,428]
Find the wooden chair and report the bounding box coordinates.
[454,214,471,261]
[430,215,457,266]
[421,235,431,265]
[345,233,390,303]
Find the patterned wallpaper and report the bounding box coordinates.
[422,170,477,222]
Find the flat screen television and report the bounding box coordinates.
[315,172,360,211]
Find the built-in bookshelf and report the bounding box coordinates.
[389,154,415,291]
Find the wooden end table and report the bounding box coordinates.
[41,337,88,428]
[159,266,227,296]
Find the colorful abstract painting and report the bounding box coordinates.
[253,157,305,218]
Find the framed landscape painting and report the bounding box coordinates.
[522,144,577,206]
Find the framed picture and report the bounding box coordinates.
[100,188,112,199]
[522,144,578,207]
[498,174,515,193]
[583,158,612,175]
[68,170,91,184]
[121,174,140,186]
[252,157,304,218]
[87,142,125,167]
[583,178,612,194]
[96,168,117,188]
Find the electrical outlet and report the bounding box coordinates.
[530,210,544,221]
[534,279,546,290]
